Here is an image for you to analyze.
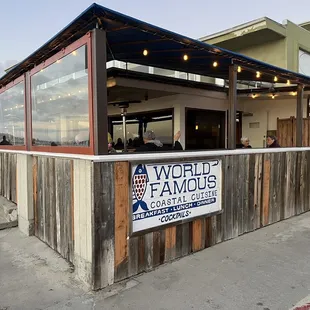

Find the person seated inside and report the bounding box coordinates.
[135,130,183,152]
[266,135,280,148]
[0,135,12,146]
[240,137,252,148]
[114,138,124,150]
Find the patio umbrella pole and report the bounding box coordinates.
[120,103,129,152]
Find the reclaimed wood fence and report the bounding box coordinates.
[0,152,17,203]
[92,151,310,286]
[33,156,74,263]
[277,117,310,147]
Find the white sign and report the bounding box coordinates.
[131,160,222,233]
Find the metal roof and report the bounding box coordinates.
[1,3,310,87]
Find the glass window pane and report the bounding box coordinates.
[31,45,89,147]
[299,49,310,76]
[0,82,25,146]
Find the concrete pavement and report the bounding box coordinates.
[1,212,310,309]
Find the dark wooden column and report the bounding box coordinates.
[228,64,237,149]
[296,84,304,147]
[92,28,108,155]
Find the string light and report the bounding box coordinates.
[256,71,261,78]
[213,61,218,67]
[237,66,242,73]
[287,80,291,85]
[274,76,278,82]
[183,54,189,61]
[143,49,148,56]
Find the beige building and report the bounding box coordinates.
[199,18,310,147]
[200,17,310,75]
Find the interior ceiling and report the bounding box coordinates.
[107,85,175,103]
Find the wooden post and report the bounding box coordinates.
[92,28,108,155]
[296,84,304,147]
[228,64,237,149]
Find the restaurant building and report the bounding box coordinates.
[1,3,310,289]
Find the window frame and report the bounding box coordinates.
[0,75,27,150]
[29,33,94,155]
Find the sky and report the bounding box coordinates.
[1,0,310,76]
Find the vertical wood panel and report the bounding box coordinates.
[192,219,202,252]
[33,156,74,263]
[248,155,255,232]
[93,162,115,289]
[262,155,271,226]
[225,156,233,240]
[114,162,129,281]
[165,226,176,261]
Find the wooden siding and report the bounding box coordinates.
[33,156,74,263]
[277,117,310,147]
[0,153,17,203]
[102,152,310,283]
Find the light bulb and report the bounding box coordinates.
[251,94,257,99]
[143,49,148,56]
[237,66,242,73]
[213,61,218,67]
[256,71,261,78]
[183,54,189,61]
[195,125,199,130]
[287,80,291,85]
[274,76,278,82]
[72,51,77,56]
[271,94,276,99]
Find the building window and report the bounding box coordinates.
[299,49,310,76]
[0,81,25,146]
[31,45,89,147]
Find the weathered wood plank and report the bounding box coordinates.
[181,222,191,257]
[192,219,202,252]
[284,152,297,218]
[205,217,212,248]
[33,157,38,236]
[153,231,161,267]
[138,235,145,274]
[165,226,176,262]
[175,224,183,259]
[144,232,154,271]
[93,162,115,288]
[295,152,303,215]
[262,154,271,226]
[232,155,239,238]
[10,154,17,203]
[300,151,307,214]
[64,159,73,262]
[114,162,129,281]
[128,236,139,278]
[247,154,255,232]
[237,155,244,236]
[225,155,233,240]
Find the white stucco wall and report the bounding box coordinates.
[240,97,307,147]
